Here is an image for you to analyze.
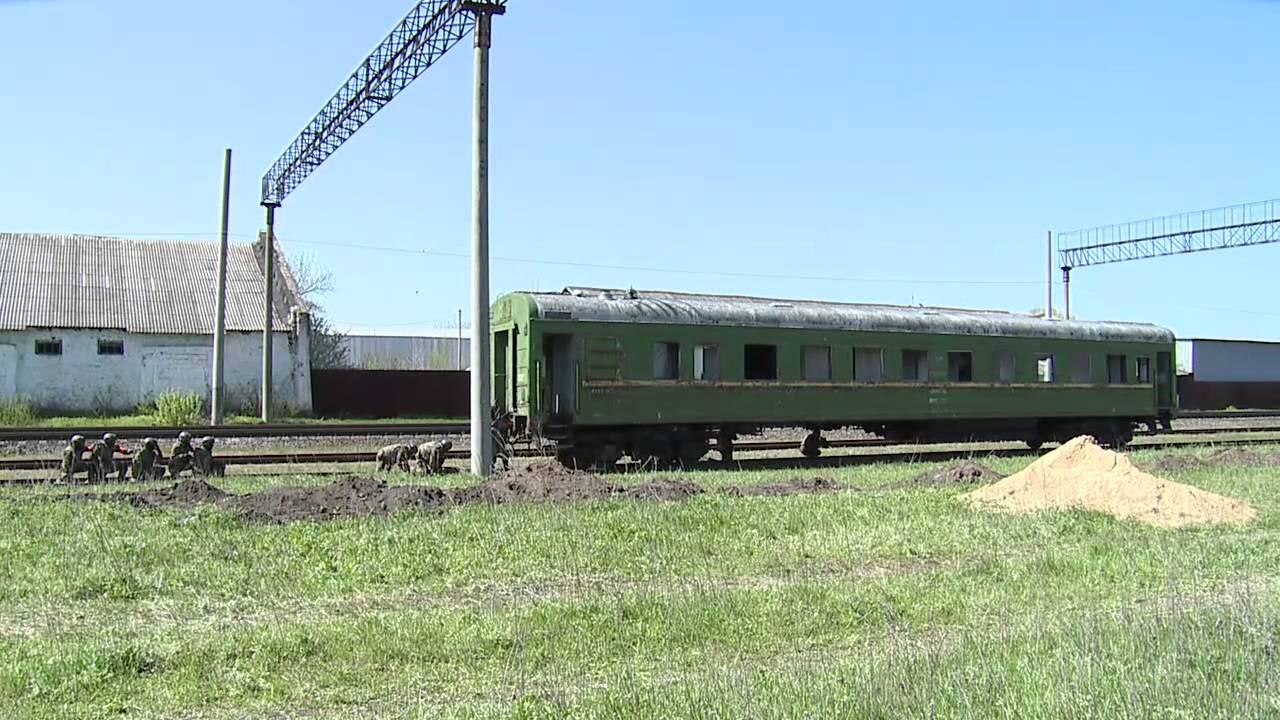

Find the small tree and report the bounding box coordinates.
[291,252,351,369]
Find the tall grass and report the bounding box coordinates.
[151,391,204,427]
[0,398,36,427]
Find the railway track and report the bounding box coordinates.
[0,409,1275,443]
[4,426,1279,473]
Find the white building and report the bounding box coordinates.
[342,334,470,370]
[0,233,312,414]
[1177,338,1280,382]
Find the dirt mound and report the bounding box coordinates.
[228,477,450,523]
[453,461,618,504]
[722,476,838,497]
[963,436,1257,528]
[623,477,706,501]
[898,461,1005,489]
[91,479,229,509]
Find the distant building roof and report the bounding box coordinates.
[519,287,1175,343]
[0,233,304,334]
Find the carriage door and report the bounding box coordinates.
[542,334,576,421]
[1156,352,1174,409]
[493,330,509,412]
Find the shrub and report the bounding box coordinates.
[0,397,37,426]
[152,392,204,427]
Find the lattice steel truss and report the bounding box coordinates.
[260,0,506,206]
[1058,197,1280,269]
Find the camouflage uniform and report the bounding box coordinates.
[90,433,127,482]
[416,440,453,475]
[168,431,195,478]
[800,431,830,458]
[61,435,90,483]
[192,436,220,476]
[376,443,416,472]
[130,438,165,481]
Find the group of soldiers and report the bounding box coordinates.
[61,431,221,483]
[375,439,454,475]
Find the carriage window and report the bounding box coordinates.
[34,339,62,356]
[1070,352,1092,383]
[996,351,1016,383]
[947,352,974,382]
[694,344,720,381]
[854,347,883,382]
[902,350,929,382]
[1136,357,1151,383]
[1036,354,1055,383]
[652,342,679,380]
[744,344,778,380]
[1107,354,1128,384]
[802,346,832,381]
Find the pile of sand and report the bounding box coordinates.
[962,436,1257,528]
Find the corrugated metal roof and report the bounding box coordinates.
[520,287,1175,344]
[0,233,296,334]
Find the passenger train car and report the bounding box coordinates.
[489,287,1177,468]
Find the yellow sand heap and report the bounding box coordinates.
[962,436,1257,528]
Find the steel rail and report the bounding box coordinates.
[5,427,1280,473]
[0,409,1275,443]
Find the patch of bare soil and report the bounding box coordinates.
[81,461,842,523]
[86,479,229,509]
[227,477,450,523]
[1146,448,1279,473]
[963,436,1257,529]
[721,476,838,497]
[894,461,1005,489]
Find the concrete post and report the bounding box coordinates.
[470,7,496,476]
[212,148,232,424]
[1062,267,1072,320]
[262,203,278,422]
[1046,230,1054,319]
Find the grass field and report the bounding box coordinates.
[1,446,1277,719]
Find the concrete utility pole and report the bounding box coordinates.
[1045,230,1054,320]
[1062,267,1072,320]
[470,3,500,476]
[261,202,279,422]
[212,148,232,424]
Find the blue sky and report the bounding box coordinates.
[2,0,1278,339]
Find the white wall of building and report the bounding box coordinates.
[1190,340,1280,382]
[0,328,311,414]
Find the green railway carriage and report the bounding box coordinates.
[489,287,1177,468]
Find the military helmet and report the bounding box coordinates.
[102,433,118,444]
[200,436,216,448]
[439,440,453,452]
[143,437,159,449]
[71,434,86,445]
[178,431,192,442]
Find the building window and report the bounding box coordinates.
[854,347,883,383]
[801,345,832,381]
[1106,354,1128,384]
[1136,357,1152,383]
[744,344,778,381]
[902,349,929,382]
[97,339,125,356]
[1036,354,1055,383]
[996,351,1016,383]
[947,351,974,382]
[652,342,679,380]
[1070,352,1092,383]
[34,339,62,356]
[694,344,720,381]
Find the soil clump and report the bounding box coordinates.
[963,436,1257,528]
[89,479,229,509]
[227,477,450,523]
[623,477,706,501]
[455,461,618,504]
[1146,448,1277,473]
[721,476,837,497]
[895,461,1005,489]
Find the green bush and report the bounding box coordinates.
[0,398,37,426]
[152,392,204,427]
